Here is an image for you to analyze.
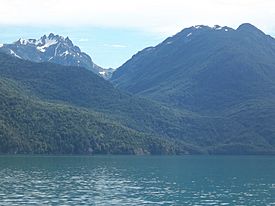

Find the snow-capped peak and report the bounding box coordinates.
[0,33,109,78]
[13,34,75,53]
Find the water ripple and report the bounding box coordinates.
[0,156,274,205]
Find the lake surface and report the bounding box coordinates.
[0,156,274,205]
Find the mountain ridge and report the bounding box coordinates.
[111,23,275,112]
[0,33,113,79]
[110,23,275,154]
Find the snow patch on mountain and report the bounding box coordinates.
[195,25,203,29]
[19,38,32,45]
[9,49,21,59]
[37,38,58,52]
[213,25,222,30]
[60,50,70,56]
[192,25,230,33]
[144,47,154,52]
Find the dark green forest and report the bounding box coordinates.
[0,53,201,154]
[111,24,275,154]
[1,24,275,155]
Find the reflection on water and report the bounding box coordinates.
[0,156,274,205]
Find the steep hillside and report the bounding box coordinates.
[112,23,275,113]
[111,23,275,154]
[0,53,195,140]
[0,53,205,154]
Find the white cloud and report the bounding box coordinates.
[0,0,275,36]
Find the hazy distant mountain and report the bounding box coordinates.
[0,33,113,79]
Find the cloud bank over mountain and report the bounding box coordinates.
[1,0,275,35]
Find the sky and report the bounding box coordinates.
[0,0,275,68]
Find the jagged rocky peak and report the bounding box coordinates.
[42,33,64,41]
[14,33,72,48]
[65,36,73,45]
[0,33,113,78]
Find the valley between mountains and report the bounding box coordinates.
[1,23,275,155]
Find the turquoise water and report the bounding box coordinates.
[0,156,274,205]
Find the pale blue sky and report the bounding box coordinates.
[0,26,166,69]
[0,0,275,68]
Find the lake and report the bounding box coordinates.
[0,156,274,205]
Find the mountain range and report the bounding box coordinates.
[0,33,113,79]
[1,23,275,155]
